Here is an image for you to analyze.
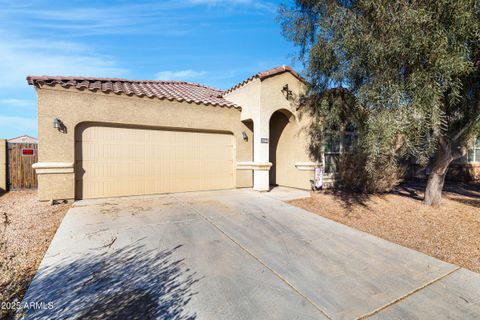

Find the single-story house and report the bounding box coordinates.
[409,137,480,182]
[28,66,318,201]
[27,65,480,201]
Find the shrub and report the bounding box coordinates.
[334,148,405,193]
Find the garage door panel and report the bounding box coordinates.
[76,125,234,199]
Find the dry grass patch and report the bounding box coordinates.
[0,191,70,319]
[289,183,480,273]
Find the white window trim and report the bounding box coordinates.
[322,131,356,175]
[467,137,480,163]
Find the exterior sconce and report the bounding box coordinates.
[242,131,248,141]
[53,118,61,129]
[281,84,293,100]
[53,117,67,133]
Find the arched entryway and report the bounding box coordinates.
[269,109,295,186]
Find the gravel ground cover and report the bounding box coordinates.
[290,182,480,273]
[0,191,70,319]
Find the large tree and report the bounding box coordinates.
[279,0,480,206]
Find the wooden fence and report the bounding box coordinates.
[7,142,38,190]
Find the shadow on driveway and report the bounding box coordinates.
[22,243,200,320]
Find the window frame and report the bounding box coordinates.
[467,136,480,163]
[322,128,356,175]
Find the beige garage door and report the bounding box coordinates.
[75,124,235,199]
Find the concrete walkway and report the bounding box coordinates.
[22,189,480,319]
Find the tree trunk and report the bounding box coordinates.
[424,169,448,207]
[424,141,453,207]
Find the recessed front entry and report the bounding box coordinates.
[75,124,235,199]
[269,110,299,187]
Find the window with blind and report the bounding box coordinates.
[468,137,480,163]
[323,125,356,174]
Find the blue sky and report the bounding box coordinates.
[0,0,298,139]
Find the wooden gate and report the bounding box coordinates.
[7,143,38,190]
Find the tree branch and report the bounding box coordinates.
[451,112,480,142]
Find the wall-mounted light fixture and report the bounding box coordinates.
[53,117,67,133]
[53,117,61,129]
[281,84,293,100]
[242,131,248,141]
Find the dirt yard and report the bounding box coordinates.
[290,182,480,273]
[0,191,70,319]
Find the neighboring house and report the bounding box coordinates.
[407,136,480,182]
[8,135,38,144]
[448,136,480,181]
[27,66,318,201]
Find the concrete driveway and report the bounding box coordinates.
[22,189,480,319]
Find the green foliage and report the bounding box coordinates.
[335,147,405,193]
[279,0,480,191]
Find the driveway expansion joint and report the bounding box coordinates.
[355,266,462,319]
[173,196,334,320]
[153,218,202,225]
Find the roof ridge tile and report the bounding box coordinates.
[223,65,305,94]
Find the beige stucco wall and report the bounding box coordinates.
[260,72,307,120]
[224,79,261,122]
[0,139,6,194]
[269,110,313,189]
[35,85,253,201]
[225,71,314,190]
[262,73,313,189]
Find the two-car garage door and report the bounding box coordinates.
[75,124,235,199]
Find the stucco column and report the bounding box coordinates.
[253,118,271,191]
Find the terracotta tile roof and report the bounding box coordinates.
[26,76,240,109]
[224,65,305,94]
[26,66,303,109]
